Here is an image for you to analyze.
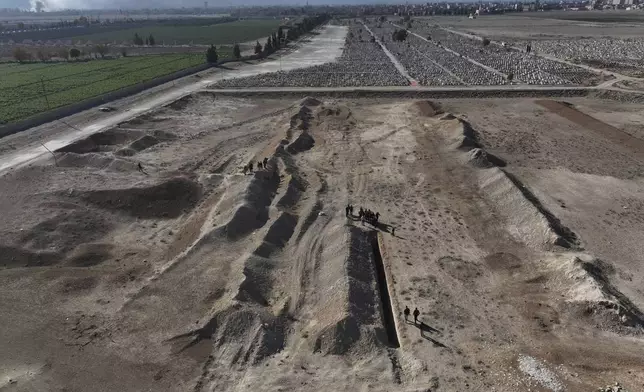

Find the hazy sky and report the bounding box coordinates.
[4,0,399,11]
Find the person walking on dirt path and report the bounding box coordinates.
[242,165,248,175]
[404,306,410,322]
[345,205,350,217]
[258,162,263,170]
[413,308,420,325]
[263,157,269,166]
[248,162,254,173]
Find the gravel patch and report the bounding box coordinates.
[518,354,564,392]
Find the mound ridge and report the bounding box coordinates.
[80,177,202,219]
[215,168,280,240]
[57,129,144,154]
[414,100,444,117]
[438,112,577,250]
[58,129,175,157]
[547,254,644,330]
[311,226,386,356]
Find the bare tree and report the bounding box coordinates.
[94,44,109,59]
[36,49,49,62]
[57,48,70,60]
[13,47,32,63]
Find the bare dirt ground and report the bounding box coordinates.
[1,93,644,392]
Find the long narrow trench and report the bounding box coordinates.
[369,231,400,348]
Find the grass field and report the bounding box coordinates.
[0,52,232,123]
[69,19,282,45]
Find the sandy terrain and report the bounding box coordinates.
[1,92,643,392]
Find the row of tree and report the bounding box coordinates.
[12,45,114,63]
[133,33,157,46]
[207,13,330,64]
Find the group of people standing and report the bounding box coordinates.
[345,204,381,225]
[345,204,394,235]
[359,207,380,225]
[242,157,269,175]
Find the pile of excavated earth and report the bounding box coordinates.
[1,92,644,392]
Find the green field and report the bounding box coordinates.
[70,19,282,45]
[0,52,232,123]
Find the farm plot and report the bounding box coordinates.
[68,19,282,45]
[0,53,218,123]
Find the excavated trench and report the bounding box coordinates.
[369,231,400,348]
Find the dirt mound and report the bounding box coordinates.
[57,152,147,171]
[414,100,444,117]
[502,171,579,249]
[259,212,299,253]
[167,95,193,111]
[57,129,144,154]
[0,245,62,268]
[19,210,112,253]
[299,97,322,107]
[174,308,287,368]
[56,152,115,169]
[113,148,136,157]
[466,148,506,168]
[215,169,280,240]
[59,129,175,157]
[286,131,315,154]
[317,105,352,120]
[290,105,314,130]
[236,212,299,305]
[310,226,385,356]
[276,165,307,210]
[130,135,161,151]
[66,243,113,267]
[547,254,644,331]
[439,116,480,151]
[79,177,202,219]
[313,316,361,355]
[57,276,99,294]
[478,168,574,249]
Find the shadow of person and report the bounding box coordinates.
[418,321,449,349]
[419,321,441,334]
[421,332,449,349]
